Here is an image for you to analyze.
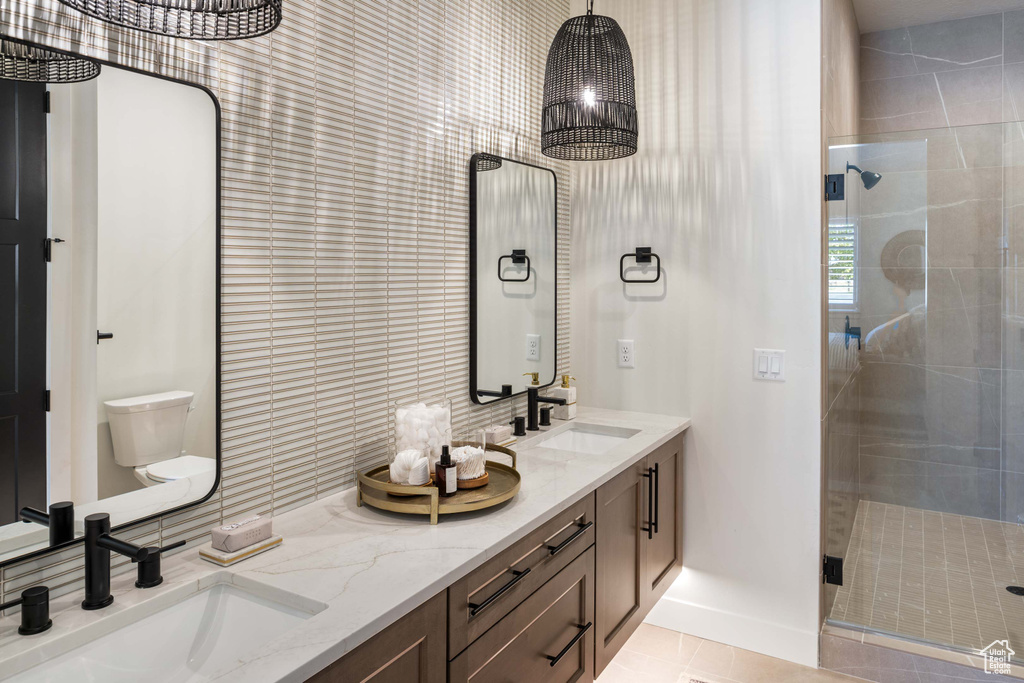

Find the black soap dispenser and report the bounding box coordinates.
[436,445,457,497]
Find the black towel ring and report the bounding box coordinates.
[499,249,531,282]
[620,247,661,283]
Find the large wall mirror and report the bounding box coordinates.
[469,154,556,404]
[0,38,220,566]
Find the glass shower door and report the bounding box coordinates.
[824,122,1024,659]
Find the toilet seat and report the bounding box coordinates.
[136,455,214,484]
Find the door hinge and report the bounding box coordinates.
[43,390,50,412]
[823,555,843,586]
[44,237,65,262]
[43,90,50,114]
[824,174,844,201]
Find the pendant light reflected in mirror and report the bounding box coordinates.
[1,39,100,83]
[56,0,283,41]
[541,0,637,161]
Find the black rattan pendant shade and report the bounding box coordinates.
[56,0,282,41]
[1,40,100,83]
[542,3,637,161]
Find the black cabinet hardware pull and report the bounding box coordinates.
[546,521,593,557]
[641,467,654,540]
[498,249,531,282]
[468,568,531,617]
[546,622,593,667]
[97,331,113,343]
[653,462,660,534]
[620,247,661,283]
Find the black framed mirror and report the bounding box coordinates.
[469,153,557,404]
[0,36,221,568]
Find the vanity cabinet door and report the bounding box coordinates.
[306,591,446,683]
[449,547,595,683]
[594,461,647,676]
[644,434,684,608]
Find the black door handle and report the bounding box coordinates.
[653,462,660,534]
[546,622,592,667]
[468,567,531,617]
[641,467,654,539]
[97,331,113,343]
[546,521,593,557]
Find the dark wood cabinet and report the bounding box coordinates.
[644,434,684,607]
[594,435,684,677]
[449,547,595,683]
[307,591,447,683]
[594,460,647,675]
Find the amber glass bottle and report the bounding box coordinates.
[435,445,457,497]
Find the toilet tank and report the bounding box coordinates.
[104,391,194,467]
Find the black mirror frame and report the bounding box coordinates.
[468,153,558,405]
[0,35,222,570]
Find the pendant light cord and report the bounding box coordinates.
[587,0,594,15]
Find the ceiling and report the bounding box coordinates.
[852,0,1024,33]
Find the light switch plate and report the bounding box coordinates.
[526,334,540,361]
[753,349,785,381]
[618,339,635,368]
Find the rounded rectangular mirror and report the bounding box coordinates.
[0,37,220,567]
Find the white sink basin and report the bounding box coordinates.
[5,574,326,683]
[538,424,639,455]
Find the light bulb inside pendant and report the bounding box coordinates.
[582,87,596,107]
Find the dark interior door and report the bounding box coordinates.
[0,80,48,525]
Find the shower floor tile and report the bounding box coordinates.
[830,500,1024,658]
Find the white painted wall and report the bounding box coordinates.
[569,0,823,667]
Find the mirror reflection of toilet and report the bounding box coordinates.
[104,391,215,487]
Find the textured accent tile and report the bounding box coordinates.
[0,0,572,596]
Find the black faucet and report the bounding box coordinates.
[526,386,565,432]
[82,513,150,610]
[0,586,52,635]
[20,501,76,547]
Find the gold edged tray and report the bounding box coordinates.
[357,443,518,524]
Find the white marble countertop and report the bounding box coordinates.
[0,407,690,682]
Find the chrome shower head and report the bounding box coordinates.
[847,163,882,190]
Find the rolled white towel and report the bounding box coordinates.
[407,457,431,486]
[390,449,424,484]
[451,446,486,480]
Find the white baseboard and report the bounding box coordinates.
[644,595,820,669]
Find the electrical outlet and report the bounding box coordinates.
[526,334,540,361]
[618,339,635,368]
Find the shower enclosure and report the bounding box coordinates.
[825,121,1024,659]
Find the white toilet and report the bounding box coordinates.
[104,390,214,487]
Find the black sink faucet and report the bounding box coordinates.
[20,501,76,546]
[526,386,565,432]
[82,513,150,610]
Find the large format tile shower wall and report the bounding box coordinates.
[0,0,571,602]
[853,11,1024,522]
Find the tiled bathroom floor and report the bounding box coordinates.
[598,623,858,683]
[830,500,1024,657]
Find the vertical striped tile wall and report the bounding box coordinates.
[0,0,571,602]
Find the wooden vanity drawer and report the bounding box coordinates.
[448,495,595,658]
[449,546,595,683]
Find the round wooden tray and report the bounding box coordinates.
[358,443,518,524]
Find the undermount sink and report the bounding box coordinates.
[538,424,640,455]
[4,574,326,683]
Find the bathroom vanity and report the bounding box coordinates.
[310,429,683,683]
[0,409,688,683]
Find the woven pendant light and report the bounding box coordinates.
[541,0,637,161]
[1,39,100,83]
[56,0,282,41]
